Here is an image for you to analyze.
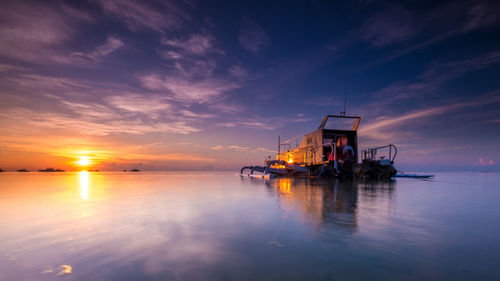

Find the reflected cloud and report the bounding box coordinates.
[57,265,72,276]
[41,265,53,274]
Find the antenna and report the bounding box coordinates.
[341,68,349,116]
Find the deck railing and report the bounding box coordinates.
[278,142,337,165]
[279,135,303,151]
[361,144,397,162]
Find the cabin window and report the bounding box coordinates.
[306,137,312,145]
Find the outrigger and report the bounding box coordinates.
[240,115,397,180]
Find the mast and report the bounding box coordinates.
[278,135,281,155]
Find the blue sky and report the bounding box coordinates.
[0,0,499,171]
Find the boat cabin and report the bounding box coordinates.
[277,115,360,166]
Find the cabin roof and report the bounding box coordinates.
[318,115,361,131]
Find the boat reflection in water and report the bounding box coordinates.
[255,177,395,234]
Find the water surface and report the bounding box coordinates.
[0,172,499,280]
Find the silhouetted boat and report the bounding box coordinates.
[17,169,29,172]
[130,169,140,172]
[0,168,4,172]
[39,168,65,172]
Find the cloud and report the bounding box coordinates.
[361,6,421,46]
[228,65,249,79]
[105,94,172,117]
[1,107,200,136]
[157,33,227,80]
[72,36,125,61]
[0,73,208,136]
[0,0,92,63]
[422,51,500,81]
[154,30,247,111]
[220,121,277,130]
[0,64,26,72]
[360,92,500,143]
[219,115,312,130]
[214,145,275,153]
[359,0,500,66]
[364,51,500,116]
[460,0,500,31]
[206,103,245,114]
[474,158,495,166]
[0,132,216,171]
[58,100,118,119]
[229,145,253,152]
[95,0,187,33]
[238,18,270,52]
[158,51,183,59]
[161,34,223,56]
[139,74,241,104]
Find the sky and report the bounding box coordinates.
[0,0,499,171]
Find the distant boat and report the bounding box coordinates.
[130,169,140,172]
[17,169,29,172]
[39,168,65,172]
[88,169,100,172]
[393,173,434,178]
[0,168,4,172]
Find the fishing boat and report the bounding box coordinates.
[240,115,397,180]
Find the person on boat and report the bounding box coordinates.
[336,137,350,161]
[342,145,354,160]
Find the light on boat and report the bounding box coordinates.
[288,159,293,164]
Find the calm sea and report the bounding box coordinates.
[0,172,499,281]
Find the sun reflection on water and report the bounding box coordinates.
[80,171,89,200]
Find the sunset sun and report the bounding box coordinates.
[76,156,90,167]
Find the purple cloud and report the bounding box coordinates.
[0,1,92,63]
[139,74,241,104]
[161,34,223,56]
[361,5,421,47]
[72,36,125,61]
[238,18,270,53]
[95,0,188,33]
